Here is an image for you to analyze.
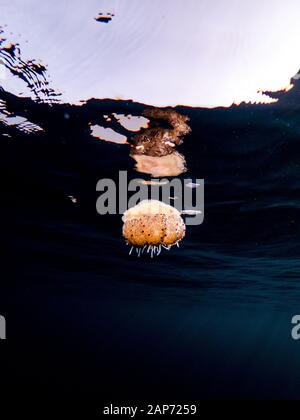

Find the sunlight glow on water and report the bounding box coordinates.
[2,0,300,107]
[90,124,127,144]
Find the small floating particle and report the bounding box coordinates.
[164,141,176,147]
[68,195,77,204]
[181,210,202,215]
[186,182,200,189]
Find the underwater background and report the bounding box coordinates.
[1,8,300,408]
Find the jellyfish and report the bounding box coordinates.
[131,108,191,157]
[122,200,186,257]
[131,151,187,177]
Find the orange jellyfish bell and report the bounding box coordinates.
[122,200,186,257]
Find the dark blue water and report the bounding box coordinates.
[1,31,300,407]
